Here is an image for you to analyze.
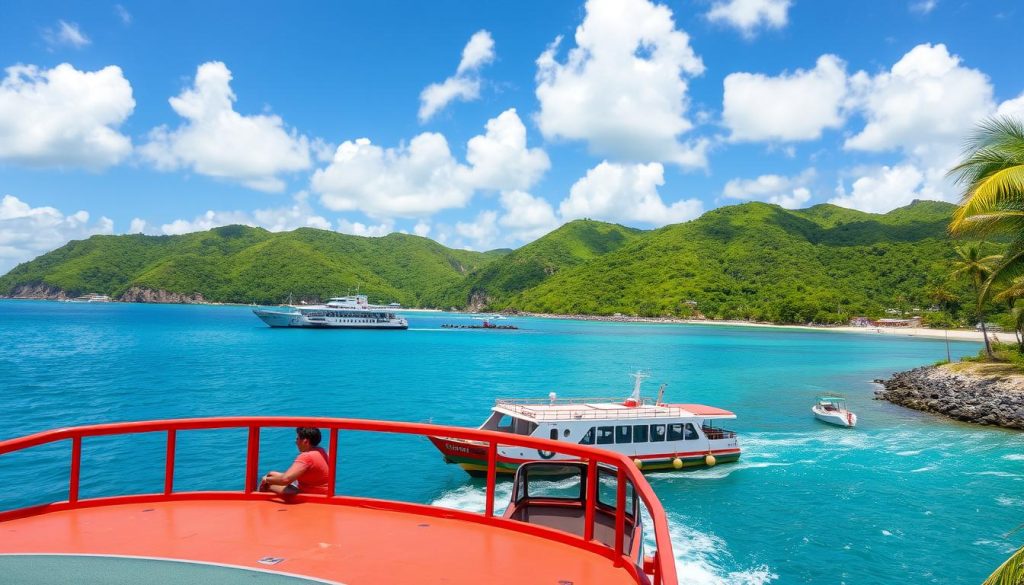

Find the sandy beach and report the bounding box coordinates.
[519,312,997,343]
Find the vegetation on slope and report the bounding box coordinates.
[1,199,988,325]
[489,201,969,323]
[451,219,643,307]
[0,226,503,306]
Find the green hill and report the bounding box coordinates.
[1,200,976,324]
[453,219,643,308]
[492,200,965,322]
[0,226,503,306]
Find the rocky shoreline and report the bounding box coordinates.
[875,365,1024,430]
[7,284,206,304]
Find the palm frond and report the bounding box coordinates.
[982,243,1024,303]
[950,166,1024,235]
[982,544,1024,585]
[949,210,1024,238]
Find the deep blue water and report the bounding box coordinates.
[0,300,1021,584]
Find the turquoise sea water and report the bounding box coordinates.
[1,300,1021,584]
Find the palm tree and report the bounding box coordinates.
[993,279,1024,351]
[949,116,1024,297]
[950,244,1001,358]
[983,544,1024,585]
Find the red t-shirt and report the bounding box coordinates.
[294,447,329,494]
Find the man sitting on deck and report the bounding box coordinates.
[259,427,330,496]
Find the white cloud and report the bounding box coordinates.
[336,219,394,237]
[114,5,132,25]
[413,220,431,238]
[722,169,816,208]
[466,108,550,191]
[0,63,134,169]
[499,190,560,241]
[0,195,113,274]
[909,1,937,15]
[534,0,708,168]
[559,161,703,226]
[159,192,330,235]
[723,55,848,142]
[455,210,500,249]
[457,30,496,74]
[129,218,147,234]
[312,133,472,218]
[840,43,996,206]
[140,61,311,192]
[845,44,993,161]
[312,109,549,219]
[707,0,791,38]
[829,165,926,213]
[419,30,494,122]
[43,20,91,49]
[996,93,1024,121]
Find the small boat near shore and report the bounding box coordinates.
[429,372,741,476]
[253,294,408,329]
[813,394,857,427]
[442,322,518,330]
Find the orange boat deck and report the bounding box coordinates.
[0,498,641,584]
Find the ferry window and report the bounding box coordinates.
[579,427,595,445]
[549,429,558,441]
[596,426,614,445]
[650,425,666,442]
[615,425,632,444]
[633,425,648,443]
[668,423,684,441]
[684,423,699,440]
[497,415,513,431]
[563,429,571,438]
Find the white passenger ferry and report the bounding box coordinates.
[429,373,740,475]
[252,294,408,329]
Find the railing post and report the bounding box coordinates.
[164,429,176,495]
[244,426,260,493]
[327,428,339,497]
[652,550,662,585]
[614,466,626,559]
[485,441,497,517]
[68,436,81,503]
[584,458,596,541]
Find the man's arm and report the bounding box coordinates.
[262,459,308,486]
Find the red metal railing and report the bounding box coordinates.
[0,417,677,585]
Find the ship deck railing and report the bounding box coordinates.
[0,416,677,585]
[496,397,690,421]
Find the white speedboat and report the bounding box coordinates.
[812,394,857,427]
[429,372,741,475]
[253,294,408,329]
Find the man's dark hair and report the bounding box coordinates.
[296,427,322,446]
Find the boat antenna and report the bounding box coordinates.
[656,383,667,405]
[628,371,649,402]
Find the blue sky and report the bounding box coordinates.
[1,0,1022,272]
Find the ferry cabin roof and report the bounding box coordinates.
[492,400,737,423]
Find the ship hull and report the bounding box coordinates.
[428,436,741,476]
[253,309,408,329]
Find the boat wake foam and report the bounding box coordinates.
[431,483,777,585]
[645,511,777,585]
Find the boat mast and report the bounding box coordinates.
[628,371,649,403]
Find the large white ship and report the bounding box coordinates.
[252,294,408,329]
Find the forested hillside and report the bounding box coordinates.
[0,225,503,306]
[1,200,975,323]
